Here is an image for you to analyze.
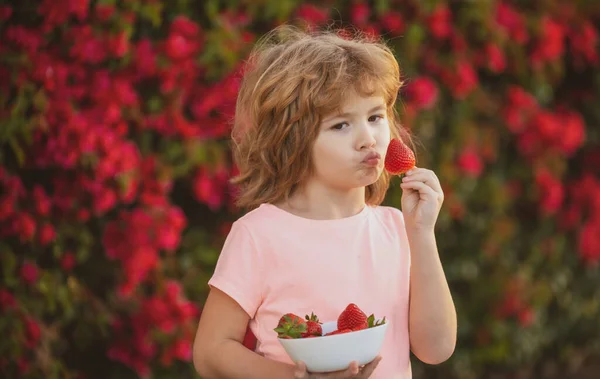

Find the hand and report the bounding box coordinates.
[399,167,444,231]
[294,356,382,379]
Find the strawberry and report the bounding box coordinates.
[302,312,323,337]
[384,138,416,175]
[337,303,368,331]
[325,328,352,336]
[274,313,307,339]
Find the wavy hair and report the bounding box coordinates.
[230,25,411,210]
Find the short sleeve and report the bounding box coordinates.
[208,221,264,318]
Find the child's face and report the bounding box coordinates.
[310,89,391,192]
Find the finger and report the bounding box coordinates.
[403,169,443,195]
[339,361,360,377]
[400,180,438,200]
[294,361,308,379]
[357,356,382,378]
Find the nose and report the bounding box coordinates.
[356,122,376,150]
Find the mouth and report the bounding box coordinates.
[361,152,381,166]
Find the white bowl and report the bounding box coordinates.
[277,321,389,373]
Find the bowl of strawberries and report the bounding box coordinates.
[274,303,388,373]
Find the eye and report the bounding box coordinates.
[369,114,385,123]
[331,122,349,130]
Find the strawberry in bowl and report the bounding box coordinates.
[275,303,388,373]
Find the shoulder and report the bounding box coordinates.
[370,204,406,226]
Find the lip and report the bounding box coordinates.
[361,151,381,166]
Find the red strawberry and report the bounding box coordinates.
[385,138,416,175]
[337,303,368,331]
[274,313,307,339]
[302,312,323,338]
[325,328,353,336]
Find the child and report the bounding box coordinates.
[193,25,456,379]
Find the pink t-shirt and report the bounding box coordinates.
[208,203,412,379]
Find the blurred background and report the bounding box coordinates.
[1,0,600,378]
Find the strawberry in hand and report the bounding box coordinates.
[384,138,416,175]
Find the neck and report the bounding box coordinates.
[281,181,367,220]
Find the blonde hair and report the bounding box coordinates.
[230,25,411,210]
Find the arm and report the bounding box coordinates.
[398,167,457,364]
[193,287,297,379]
[407,228,456,365]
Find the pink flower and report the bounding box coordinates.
[21,262,39,285]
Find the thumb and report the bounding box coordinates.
[294,361,308,378]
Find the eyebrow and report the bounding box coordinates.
[323,104,386,123]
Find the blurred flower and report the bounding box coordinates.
[495,2,528,44]
[530,17,565,67]
[295,4,329,26]
[21,262,40,285]
[535,168,564,215]
[426,5,452,40]
[379,11,404,36]
[405,77,439,110]
[457,148,484,177]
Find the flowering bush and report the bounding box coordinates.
[0,1,599,378]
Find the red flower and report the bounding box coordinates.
[530,17,565,67]
[21,261,39,285]
[0,6,12,21]
[38,223,56,246]
[24,317,41,348]
[556,110,586,156]
[495,2,528,44]
[502,86,538,133]
[61,252,76,271]
[517,307,535,327]
[569,21,599,66]
[295,4,329,26]
[535,169,564,215]
[457,148,484,177]
[441,61,478,99]
[426,5,452,40]
[16,213,36,242]
[0,289,16,310]
[481,43,506,73]
[350,2,370,26]
[405,77,439,110]
[579,221,600,265]
[95,4,115,22]
[379,11,404,36]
